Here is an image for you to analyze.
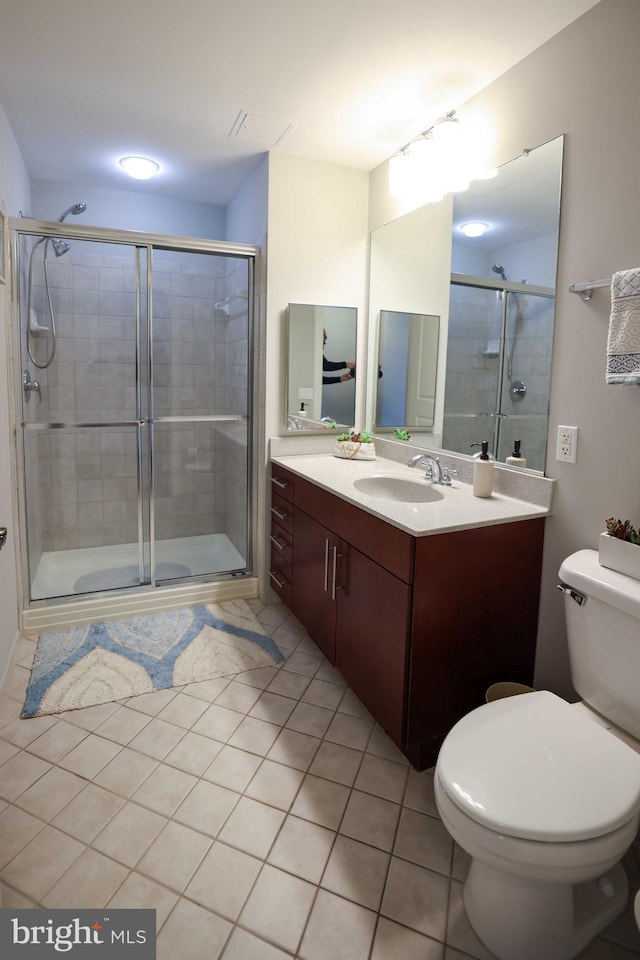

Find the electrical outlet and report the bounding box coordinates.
[298,387,314,401]
[556,425,578,463]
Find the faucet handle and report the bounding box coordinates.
[441,466,458,485]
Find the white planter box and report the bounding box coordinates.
[333,440,376,461]
[599,532,640,580]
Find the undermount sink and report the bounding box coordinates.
[352,476,444,503]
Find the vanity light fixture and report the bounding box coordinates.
[460,221,490,238]
[388,111,495,203]
[118,156,160,180]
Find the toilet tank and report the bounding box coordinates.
[559,549,640,740]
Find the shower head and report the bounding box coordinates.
[57,202,87,223]
[492,264,507,281]
[51,237,71,257]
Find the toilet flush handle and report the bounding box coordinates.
[557,582,587,606]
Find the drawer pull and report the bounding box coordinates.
[271,506,288,521]
[271,477,289,490]
[269,570,287,589]
[270,534,287,551]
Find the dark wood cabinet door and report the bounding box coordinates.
[291,508,337,662]
[335,542,411,746]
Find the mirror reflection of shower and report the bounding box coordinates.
[26,202,87,368]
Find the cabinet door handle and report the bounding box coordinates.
[330,546,344,601]
[269,570,287,589]
[269,534,287,551]
[271,477,288,490]
[271,506,288,521]
[323,538,330,592]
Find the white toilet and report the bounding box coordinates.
[435,549,640,960]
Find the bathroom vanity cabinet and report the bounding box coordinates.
[270,462,545,769]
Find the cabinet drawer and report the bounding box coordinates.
[270,465,295,503]
[269,523,293,567]
[268,565,291,606]
[271,492,294,535]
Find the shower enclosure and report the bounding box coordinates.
[12,217,256,606]
[442,276,555,472]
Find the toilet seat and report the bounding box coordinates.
[438,690,640,842]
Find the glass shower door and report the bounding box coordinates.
[441,283,503,457]
[494,290,555,471]
[19,226,254,602]
[149,248,251,581]
[21,238,150,599]
[442,282,554,471]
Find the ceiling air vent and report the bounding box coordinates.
[229,111,295,146]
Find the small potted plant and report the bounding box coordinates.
[394,428,412,441]
[599,517,640,580]
[334,430,376,460]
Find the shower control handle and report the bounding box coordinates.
[23,369,41,403]
[0,527,7,551]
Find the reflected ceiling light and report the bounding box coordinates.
[388,111,495,204]
[460,221,490,238]
[118,156,160,180]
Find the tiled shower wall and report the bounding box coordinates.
[441,283,554,472]
[23,242,250,558]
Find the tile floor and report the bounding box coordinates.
[1,597,640,960]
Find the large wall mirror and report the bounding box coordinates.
[367,135,564,473]
[286,302,357,430]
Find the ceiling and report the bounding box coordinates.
[0,0,600,207]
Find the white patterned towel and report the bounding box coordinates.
[607,268,640,384]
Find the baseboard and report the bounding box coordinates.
[20,578,259,637]
[0,629,21,694]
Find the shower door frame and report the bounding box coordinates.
[10,218,258,609]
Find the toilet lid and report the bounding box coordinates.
[438,690,640,842]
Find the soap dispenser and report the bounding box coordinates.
[506,439,526,468]
[471,441,494,498]
[297,402,308,418]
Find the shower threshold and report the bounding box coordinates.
[30,533,246,601]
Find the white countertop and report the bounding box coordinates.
[271,452,551,537]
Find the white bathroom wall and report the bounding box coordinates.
[369,0,640,697]
[226,155,269,247]
[265,154,370,443]
[262,154,369,594]
[0,103,31,686]
[30,180,226,239]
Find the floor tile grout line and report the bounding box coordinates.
[0,605,471,959]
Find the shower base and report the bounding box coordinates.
[30,533,246,601]
[23,532,257,638]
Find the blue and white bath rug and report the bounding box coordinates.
[22,601,284,718]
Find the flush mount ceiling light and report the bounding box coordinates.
[460,221,490,238]
[388,111,496,204]
[118,156,160,180]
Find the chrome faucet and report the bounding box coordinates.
[407,453,457,486]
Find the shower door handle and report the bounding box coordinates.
[23,370,41,403]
